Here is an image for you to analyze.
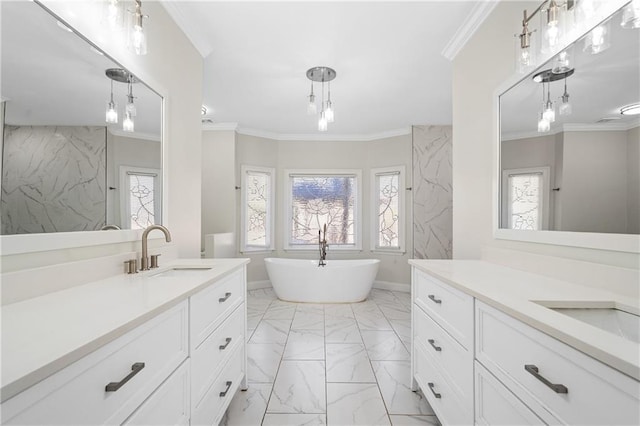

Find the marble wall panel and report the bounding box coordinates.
[2,126,106,234]
[412,125,453,259]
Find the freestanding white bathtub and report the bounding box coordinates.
[264,258,380,303]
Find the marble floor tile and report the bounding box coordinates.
[296,303,325,313]
[325,318,363,343]
[391,291,411,308]
[389,415,441,425]
[247,343,284,383]
[389,319,412,349]
[324,304,355,320]
[263,303,297,320]
[326,343,376,383]
[379,303,412,320]
[247,313,264,330]
[369,289,400,304]
[249,288,277,300]
[372,360,434,415]
[267,360,326,414]
[262,413,326,425]
[326,383,391,425]
[355,310,393,331]
[351,300,382,314]
[219,383,271,426]
[291,310,324,330]
[283,329,325,360]
[361,330,410,361]
[249,319,291,345]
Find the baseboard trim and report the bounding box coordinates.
[373,280,410,293]
[248,280,272,291]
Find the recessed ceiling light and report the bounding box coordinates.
[56,21,73,33]
[620,103,640,116]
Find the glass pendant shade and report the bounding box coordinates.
[318,111,328,132]
[552,50,571,74]
[584,22,610,54]
[538,113,550,132]
[126,101,137,117]
[128,1,147,56]
[103,0,124,31]
[307,94,317,115]
[621,0,640,29]
[543,101,556,122]
[106,101,118,124]
[123,112,134,132]
[559,99,572,116]
[325,101,334,123]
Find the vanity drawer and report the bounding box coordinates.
[190,268,244,350]
[191,303,245,406]
[414,341,473,425]
[191,342,244,426]
[413,268,473,349]
[476,301,640,425]
[414,304,473,402]
[2,301,188,425]
[475,361,545,426]
[124,359,190,426]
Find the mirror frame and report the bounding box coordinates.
[0,0,168,256]
[493,0,640,254]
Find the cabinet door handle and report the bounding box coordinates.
[219,381,233,397]
[427,339,442,351]
[427,382,441,399]
[105,362,145,392]
[427,294,442,304]
[219,337,232,350]
[524,364,568,394]
[218,292,232,303]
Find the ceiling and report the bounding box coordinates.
[161,1,485,137]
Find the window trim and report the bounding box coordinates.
[119,166,162,230]
[240,165,276,253]
[284,169,363,251]
[501,166,551,231]
[370,165,406,253]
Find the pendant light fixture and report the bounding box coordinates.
[306,66,336,132]
[533,67,574,132]
[584,20,610,54]
[128,0,148,55]
[621,0,640,29]
[126,78,137,117]
[559,75,572,116]
[105,79,118,124]
[543,82,556,123]
[103,0,125,32]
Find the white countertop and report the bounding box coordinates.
[1,258,250,402]
[409,260,640,381]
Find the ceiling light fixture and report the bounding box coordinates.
[532,68,574,131]
[128,0,148,55]
[621,103,640,116]
[559,75,572,116]
[105,68,139,132]
[105,79,118,124]
[306,66,336,132]
[103,0,125,32]
[584,20,611,54]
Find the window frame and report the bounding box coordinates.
[371,165,406,253]
[240,165,276,253]
[501,166,551,231]
[119,166,162,230]
[284,169,363,251]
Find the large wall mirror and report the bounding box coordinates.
[498,2,639,251]
[1,0,162,237]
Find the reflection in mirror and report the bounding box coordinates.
[0,1,162,235]
[500,4,639,235]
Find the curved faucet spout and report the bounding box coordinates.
[141,225,172,271]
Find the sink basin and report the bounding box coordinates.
[150,267,212,278]
[548,306,640,344]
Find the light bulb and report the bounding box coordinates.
[538,114,550,132]
[318,112,328,132]
[307,94,317,115]
[126,100,137,117]
[123,112,134,132]
[543,102,556,123]
[520,47,531,66]
[559,100,572,116]
[131,24,147,55]
[546,23,560,47]
[106,0,120,29]
[106,101,118,124]
[325,101,334,123]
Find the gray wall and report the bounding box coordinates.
[627,127,640,234]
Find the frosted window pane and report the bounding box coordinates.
[129,174,155,230]
[246,172,269,246]
[508,173,542,230]
[377,172,400,247]
[290,176,356,245]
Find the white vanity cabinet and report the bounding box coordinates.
[1,263,248,426]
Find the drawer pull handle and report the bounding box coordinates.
[524,364,568,394]
[427,294,442,304]
[427,339,442,351]
[219,337,232,350]
[218,292,232,303]
[427,382,441,399]
[105,362,145,392]
[219,381,233,397]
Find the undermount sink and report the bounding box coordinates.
[537,302,640,344]
[150,267,213,278]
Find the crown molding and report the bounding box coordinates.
[159,1,212,58]
[202,122,239,132]
[502,120,640,141]
[441,0,499,61]
[231,126,412,142]
[108,128,161,142]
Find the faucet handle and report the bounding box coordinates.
[150,254,161,269]
[124,259,138,274]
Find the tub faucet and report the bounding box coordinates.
[141,224,172,271]
[318,224,328,267]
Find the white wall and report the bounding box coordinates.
[452,0,639,279]
[1,1,202,273]
[627,127,640,234]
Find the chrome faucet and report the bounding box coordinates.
[141,225,172,271]
[318,224,328,267]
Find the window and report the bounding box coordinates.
[285,170,362,250]
[371,166,405,252]
[119,166,162,230]
[502,167,550,231]
[241,165,275,252]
